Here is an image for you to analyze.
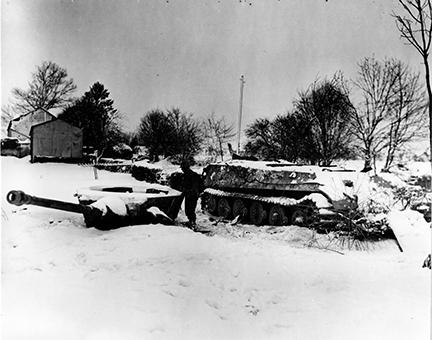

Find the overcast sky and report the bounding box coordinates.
[1,0,421,132]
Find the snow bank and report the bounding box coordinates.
[132,158,182,174]
[378,172,408,188]
[2,156,430,340]
[408,162,431,177]
[388,209,431,258]
[133,159,164,170]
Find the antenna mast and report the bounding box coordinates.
[237,75,245,153]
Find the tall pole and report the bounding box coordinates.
[237,75,245,153]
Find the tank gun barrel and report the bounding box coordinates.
[6,190,88,215]
[5,190,176,230]
[6,190,106,229]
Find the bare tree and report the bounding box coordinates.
[244,113,321,163]
[12,61,76,114]
[244,118,280,160]
[352,57,407,171]
[136,109,172,162]
[383,67,427,170]
[203,113,236,161]
[394,0,432,163]
[136,108,202,162]
[245,74,354,165]
[294,72,355,166]
[166,108,203,161]
[352,57,426,172]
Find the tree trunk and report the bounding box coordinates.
[362,143,373,172]
[423,55,432,166]
[219,139,224,161]
[373,154,378,176]
[383,123,395,172]
[423,56,432,200]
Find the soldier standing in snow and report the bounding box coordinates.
[180,160,203,228]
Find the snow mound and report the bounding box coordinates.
[133,159,164,169]
[378,172,407,188]
[90,197,127,216]
[388,209,431,258]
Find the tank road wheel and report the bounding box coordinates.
[291,208,307,226]
[232,199,248,220]
[269,205,288,226]
[249,202,267,225]
[217,198,231,219]
[290,203,317,227]
[205,195,218,214]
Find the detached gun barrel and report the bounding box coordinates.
[6,190,87,214]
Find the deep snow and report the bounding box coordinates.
[1,157,430,340]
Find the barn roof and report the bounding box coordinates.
[30,118,82,135]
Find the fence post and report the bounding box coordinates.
[93,150,98,180]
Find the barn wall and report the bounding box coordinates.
[32,120,83,161]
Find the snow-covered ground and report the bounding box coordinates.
[1,157,430,340]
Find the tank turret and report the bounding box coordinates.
[6,185,183,230]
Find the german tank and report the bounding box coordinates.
[201,160,363,226]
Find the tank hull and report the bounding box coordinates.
[202,161,358,226]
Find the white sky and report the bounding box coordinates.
[1,0,422,132]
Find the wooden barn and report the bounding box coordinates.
[30,119,83,162]
[7,108,56,141]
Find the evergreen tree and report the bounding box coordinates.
[58,82,121,155]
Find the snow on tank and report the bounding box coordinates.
[202,160,368,226]
[76,184,183,221]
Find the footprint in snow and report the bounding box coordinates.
[75,252,87,265]
[178,279,191,287]
[148,325,165,333]
[274,323,290,329]
[245,304,260,316]
[163,289,176,297]
[129,274,139,281]
[270,294,282,304]
[206,299,220,310]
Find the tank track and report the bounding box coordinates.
[203,188,315,206]
[201,188,320,226]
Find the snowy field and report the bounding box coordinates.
[1,156,430,340]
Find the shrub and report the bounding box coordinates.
[136,108,202,162]
[244,73,355,165]
[108,143,133,160]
